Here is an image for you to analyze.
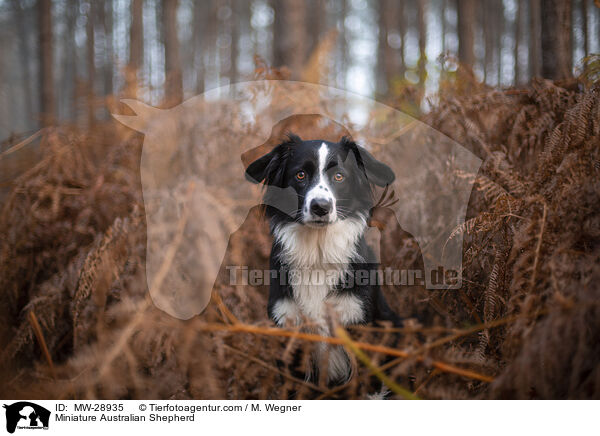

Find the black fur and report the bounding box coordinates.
[246,134,402,329]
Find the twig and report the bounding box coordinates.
[28,310,57,380]
[412,315,520,355]
[195,322,494,383]
[0,128,47,160]
[413,369,440,395]
[336,327,419,400]
[211,291,241,325]
[223,344,326,394]
[377,312,551,374]
[530,201,547,293]
[348,325,458,334]
[314,381,351,400]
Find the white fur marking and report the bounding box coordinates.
[304,143,336,223]
[367,387,391,400]
[319,344,353,382]
[328,293,364,325]
[318,142,328,173]
[273,216,367,381]
[272,298,302,327]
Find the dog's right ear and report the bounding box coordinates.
[245,134,299,184]
[245,149,274,184]
[245,143,287,184]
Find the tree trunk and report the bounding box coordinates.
[339,0,348,88]
[417,0,427,88]
[307,0,325,58]
[483,1,494,81]
[86,0,95,127]
[129,0,143,70]
[377,0,391,94]
[441,0,446,55]
[398,0,406,78]
[496,0,503,84]
[596,0,600,57]
[271,0,285,68]
[163,0,183,105]
[38,0,55,127]
[541,0,572,80]
[378,0,403,94]
[230,0,239,84]
[514,0,523,85]
[64,0,78,121]
[13,0,34,123]
[286,0,306,76]
[126,0,143,98]
[205,0,218,87]
[582,0,589,57]
[271,0,306,75]
[529,0,542,78]
[103,0,113,97]
[457,0,475,69]
[192,0,205,93]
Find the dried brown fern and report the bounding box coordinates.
[2,75,600,400]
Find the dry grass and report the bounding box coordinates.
[1,67,599,399]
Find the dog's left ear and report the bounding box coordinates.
[341,137,395,187]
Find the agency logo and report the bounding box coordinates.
[3,402,50,433]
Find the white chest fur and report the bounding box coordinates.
[272,218,368,382]
[272,217,367,327]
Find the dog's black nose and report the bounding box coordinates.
[310,199,332,217]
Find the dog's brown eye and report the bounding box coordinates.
[334,172,344,182]
[296,171,306,181]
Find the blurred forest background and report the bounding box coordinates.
[0,0,598,141]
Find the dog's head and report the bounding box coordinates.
[245,134,395,227]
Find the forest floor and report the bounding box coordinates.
[1,72,599,399]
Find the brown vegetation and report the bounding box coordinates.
[1,69,599,399]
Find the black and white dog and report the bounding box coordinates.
[245,134,401,383]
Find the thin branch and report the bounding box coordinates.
[223,344,326,394]
[0,128,47,160]
[195,322,495,383]
[530,201,547,293]
[336,327,419,400]
[28,310,57,380]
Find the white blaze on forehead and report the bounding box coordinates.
[318,142,328,173]
[304,142,336,220]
